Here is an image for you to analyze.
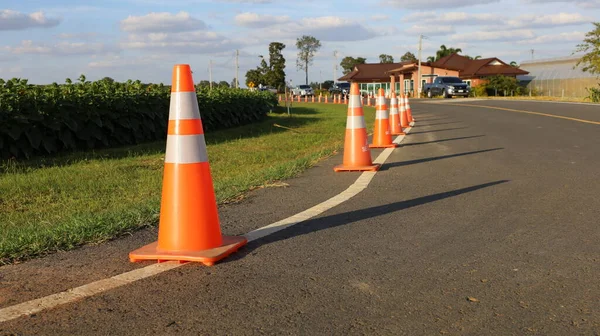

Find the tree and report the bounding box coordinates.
[430,45,463,62]
[426,56,435,63]
[230,78,239,88]
[296,35,322,85]
[574,22,600,76]
[321,80,334,90]
[265,42,286,91]
[509,61,519,67]
[464,55,482,60]
[379,54,394,63]
[340,56,367,75]
[400,52,417,63]
[245,69,262,88]
[218,81,230,88]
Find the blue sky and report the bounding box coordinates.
[1,0,598,87]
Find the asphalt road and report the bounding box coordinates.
[1,100,599,335]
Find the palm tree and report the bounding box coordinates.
[426,56,435,62]
[434,45,463,61]
[474,55,482,60]
[510,61,519,67]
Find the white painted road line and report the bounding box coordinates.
[0,123,415,324]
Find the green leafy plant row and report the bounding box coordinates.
[0,76,278,159]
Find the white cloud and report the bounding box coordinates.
[402,11,503,25]
[370,14,390,21]
[0,10,60,31]
[405,25,455,36]
[234,13,290,28]
[120,11,206,33]
[382,0,500,9]
[450,29,536,42]
[57,32,98,39]
[524,0,600,8]
[4,40,117,56]
[0,66,22,75]
[507,12,593,28]
[221,0,272,2]
[249,16,387,42]
[517,31,586,44]
[88,54,170,69]
[120,30,242,54]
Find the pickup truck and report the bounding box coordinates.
[291,85,314,97]
[329,82,351,97]
[423,76,470,98]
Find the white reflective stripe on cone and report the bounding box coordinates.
[346,116,366,130]
[164,134,209,164]
[389,108,398,115]
[376,110,388,119]
[169,92,201,120]
[348,95,362,108]
[390,98,397,105]
[377,96,386,106]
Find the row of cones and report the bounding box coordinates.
[334,84,414,172]
[279,93,413,107]
[129,66,414,266]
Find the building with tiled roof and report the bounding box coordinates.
[338,53,529,97]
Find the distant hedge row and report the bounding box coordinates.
[0,77,278,159]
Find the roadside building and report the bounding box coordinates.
[338,53,529,97]
[518,56,597,98]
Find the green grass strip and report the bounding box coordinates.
[0,103,376,264]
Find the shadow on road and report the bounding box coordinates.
[400,135,485,147]
[409,127,470,135]
[380,148,503,172]
[235,180,510,255]
[418,121,464,127]
[412,117,448,122]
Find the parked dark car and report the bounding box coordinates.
[329,82,351,97]
[423,76,470,98]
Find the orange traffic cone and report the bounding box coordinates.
[389,92,405,135]
[129,64,247,266]
[334,83,380,172]
[312,95,315,103]
[370,88,399,149]
[405,95,415,123]
[399,95,409,128]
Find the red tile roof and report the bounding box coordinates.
[338,53,529,81]
[338,62,411,81]
[433,53,529,77]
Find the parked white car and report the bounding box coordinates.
[291,85,314,96]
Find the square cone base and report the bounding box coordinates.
[334,163,381,172]
[129,235,247,266]
[369,143,399,149]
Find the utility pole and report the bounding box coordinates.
[235,49,239,88]
[333,50,338,84]
[417,34,423,96]
[530,49,534,61]
[319,70,322,90]
[208,60,213,90]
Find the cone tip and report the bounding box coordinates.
[172,64,195,92]
[350,82,359,95]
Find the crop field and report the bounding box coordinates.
[0,94,376,265]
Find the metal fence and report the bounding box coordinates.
[525,77,598,98]
[519,56,599,98]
